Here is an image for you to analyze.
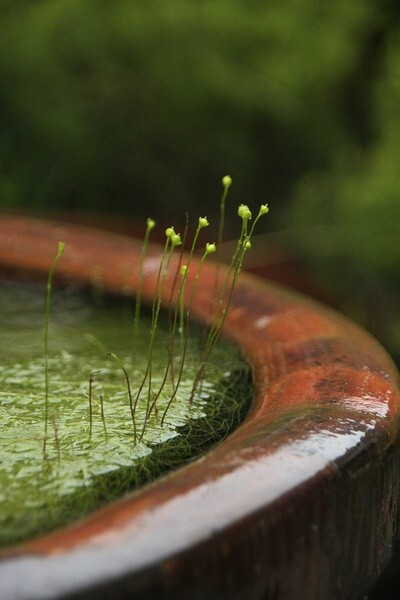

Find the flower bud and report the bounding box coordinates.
[259,204,269,215]
[222,175,232,188]
[198,216,209,228]
[171,233,182,247]
[238,204,252,220]
[181,264,188,276]
[244,240,251,250]
[147,218,156,230]
[165,226,175,238]
[205,242,216,254]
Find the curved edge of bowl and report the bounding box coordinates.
[0,215,399,600]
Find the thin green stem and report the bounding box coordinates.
[88,372,94,441]
[168,214,188,332]
[161,246,213,424]
[136,239,179,440]
[151,238,170,325]
[43,241,65,453]
[193,204,269,401]
[208,242,248,350]
[191,236,250,403]
[108,352,137,442]
[99,394,108,440]
[215,180,231,278]
[204,219,246,358]
[211,177,232,319]
[167,216,189,388]
[204,209,268,356]
[146,218,207,421]
[179,277,185,346]
[146,245,175,413]
[148,266,188,418]
[51,414,61,466]
[134,218,155,347]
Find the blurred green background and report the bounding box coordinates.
[1,0,399,363]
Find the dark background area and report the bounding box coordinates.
[1,1,399,364]
[0,3,399,595]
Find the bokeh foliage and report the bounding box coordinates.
[0,0,399,359]
[0,0,378,214]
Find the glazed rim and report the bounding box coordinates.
[0,216,399,600]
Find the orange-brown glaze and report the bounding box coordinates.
[0,215,399,600]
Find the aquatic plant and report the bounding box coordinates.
[190,201,269,402]
[0,175,270,546]
[39,178,270,447]
[145,216,210,421]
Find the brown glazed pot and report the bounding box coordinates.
[0,215,399,600]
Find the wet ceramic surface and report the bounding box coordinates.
[0,216,399,599]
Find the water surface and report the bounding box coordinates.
[0,278,251,546]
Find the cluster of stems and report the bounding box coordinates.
[190,201,269,402]
[42,176,269,453]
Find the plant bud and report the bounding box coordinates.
[198,216,209,228]
[238,204,252,220]
[147,218,156,230]
[171,233,182,247]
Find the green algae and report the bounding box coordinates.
[0,278,252,547]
